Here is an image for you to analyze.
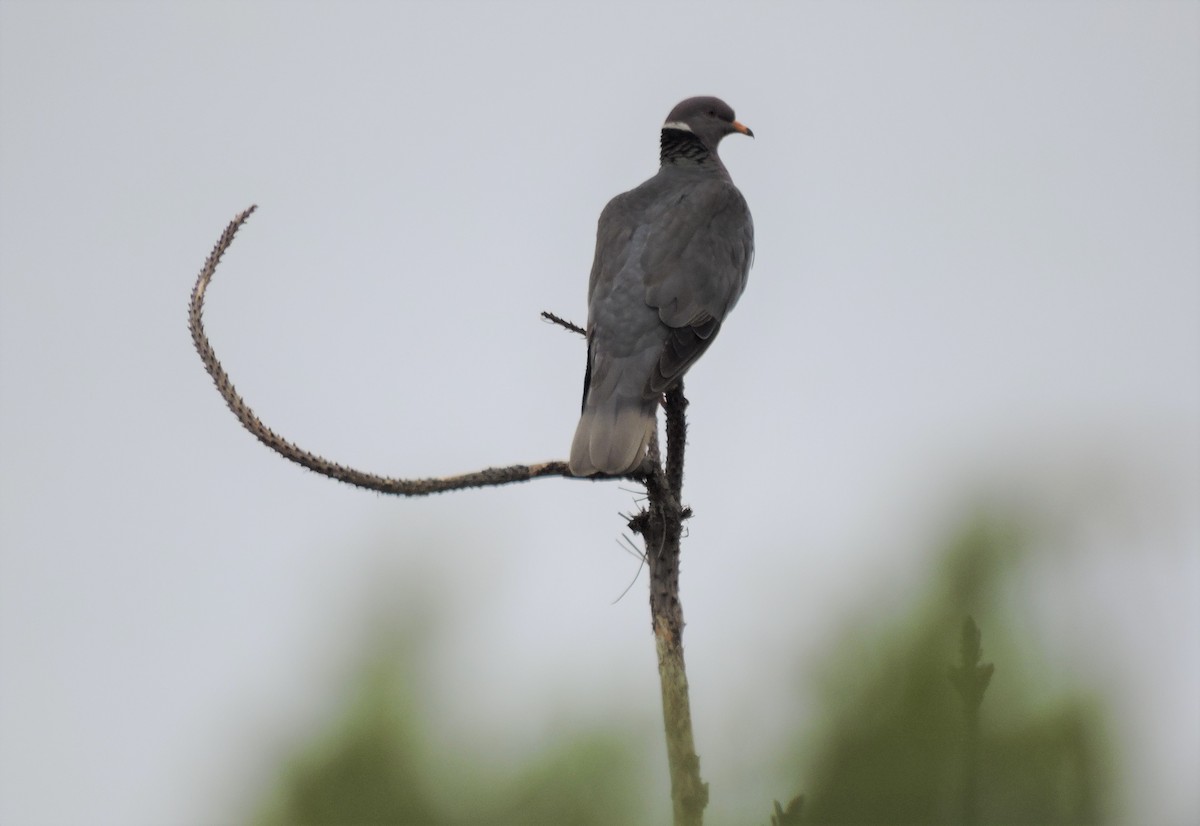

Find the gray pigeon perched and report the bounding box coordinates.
[568,96,754,476]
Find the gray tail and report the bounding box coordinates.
[569,398,656,476]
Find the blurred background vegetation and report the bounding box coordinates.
[250,513,1113,825]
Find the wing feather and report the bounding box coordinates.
[640,179,753,392]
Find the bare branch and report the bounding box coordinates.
[628,381,707,825]
[188,206,615,495]
[541,310,586,336]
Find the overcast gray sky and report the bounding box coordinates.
[1,2,1197,824]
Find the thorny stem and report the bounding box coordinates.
[631,383,706,825]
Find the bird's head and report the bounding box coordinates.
[661,96,753,151]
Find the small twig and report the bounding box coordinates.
[610,535,648,604]
[540,310,586,336]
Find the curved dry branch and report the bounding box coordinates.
[188,205,599,495]
[191,206,707,825]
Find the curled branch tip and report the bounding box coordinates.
[189,206,606,495]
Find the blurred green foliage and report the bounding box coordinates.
[794,516,1110,824]
[253,643,646,826]
[252,515,1113,825]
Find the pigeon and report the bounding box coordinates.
[568,96,754,476]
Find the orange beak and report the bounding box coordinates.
[732,120,754,138]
